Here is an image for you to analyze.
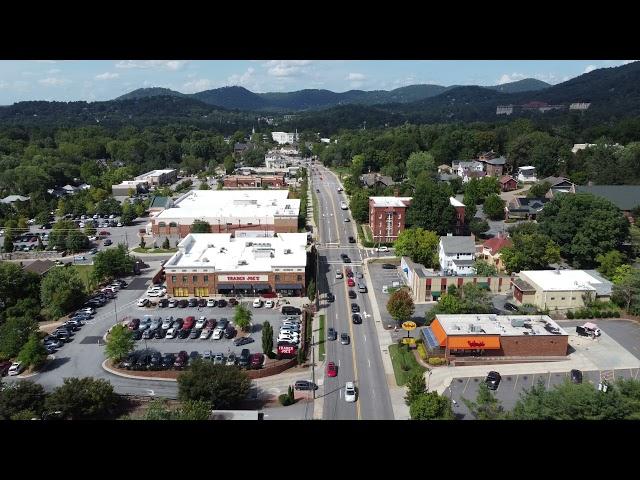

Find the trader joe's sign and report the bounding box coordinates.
[218,275,268,282]
[277,344,298,357]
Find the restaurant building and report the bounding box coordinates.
[164,232,308,297]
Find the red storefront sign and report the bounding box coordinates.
[277,344,298,357]
[467,340,485,348]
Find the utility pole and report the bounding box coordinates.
[311,333,316,399]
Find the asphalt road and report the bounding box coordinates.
[312,164,394,420]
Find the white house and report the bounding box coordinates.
[517,166,537,183]
[271,131,298,145]
[453,161,484,178]
[438,234,476,276]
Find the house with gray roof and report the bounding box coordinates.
[359,172,395,188]
[575,185,640,222]
[506,196,550,219]
[438,234,476,276]
[541,176,575,198]
[0,195,30,204]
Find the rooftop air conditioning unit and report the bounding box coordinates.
[284,249,292,254]
[238,260,247,265]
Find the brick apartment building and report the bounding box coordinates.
[223,174,286,189]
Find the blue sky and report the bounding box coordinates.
[0,60,634,105]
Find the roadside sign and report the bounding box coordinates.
[402,321,417,331]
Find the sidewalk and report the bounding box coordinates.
[363,257,411,420]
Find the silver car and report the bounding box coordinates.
[213,353,225,365]
[161,317,174,330]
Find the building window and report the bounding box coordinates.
[169,222,177,227]
[275,275,280,281]
[182,276,187,283]
[561,297,565,300]
[297,275,302,281]
[171,275,176,283]
[571,297,576,300]
[192,276,197,283]
[550,297,555,300]
[204,275,208,283]
[158,222,166,227]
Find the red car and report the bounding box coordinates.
[99,230,110,236]
[347,278,355,287]
[327,362,338,377]
[250,353,264,369]
[128,318,140,330]
[229,298,239,306]
[261,292,278,298]
[174,351,189,369]
[183,316,195,329]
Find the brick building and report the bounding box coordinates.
[369,196,412,242]
[151,190,299,240]
[421,314,569,360]
[164,233,308,297]
[223,174,286,189]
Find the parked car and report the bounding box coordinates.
[212,328,224,340]
[294,380,318,391]
[173,318,184,330]
[570,369,583,384]
[178,299,189,308]
[227,298,237,307]
[161,317,174,330]
[344,382,357,402]
[205,319,216,329]
[168,299,177,308]
[340,333,350,345]
[178,328,191,339]
[381,263,396,269]
[103,239,112,246]
[249,353,264,369]
[503,302,518,312]
[0,361,12,376]
[132,330,143,340]
[217,318,229,329]
[165,327,178,339]
[485,371,502,390]
[264,300,274,309]
[226,353,237,366]
[197,298,207,307]
[187,298,198,307]
[158,298,169,308]
[142,329,154,340]
[238,348,251,367]
[189,329,201,339]
[326,362,338,377]
[174,351,189,369]
[234,337,254,347]
[188,351,200,366]
[213,353,225,365]
[161,353,176,369]
[137,297,149,307]
[207,298,217,307]
[200,328,212,339]
[153,329,166,339]
[281,306,301,316]
[121,353,138,369]
[253,298,263,308]
[576,323,602,337]
[224,326,236,339]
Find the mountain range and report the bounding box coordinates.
[115,78,551,111]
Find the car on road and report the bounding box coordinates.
[327,327,338,340]
[375,246,389,252]
[326,362,337,377]
[234,336,254,347]
[165,327,178,339]
[168,299,177,308]
[340,333,350,345]
[355,272,363,279]
[570,369,583,384]
[137,297,149,307]
[344,382,357,402]
[351,303,360,313]
[347,278,355,287]
[238,348,251,367]
[294,380,318,391]
[503,302,518,312]
[381,263,396,269]
[485,371,502,390]
[326,293,335,303]
[207,298,217,307]
[348,290,357,299]
[253,298,263,308]
[218,299,228,307]
[352,313,362,324]
[344,218,350,222]
[348,236,355,243]
[335,270,343,279]
[250,353,264,369]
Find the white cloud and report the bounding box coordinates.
[38,77,70,86]
[346,72,366,81]
[227,67,257,88]
[95,72,120,80]
[262,60,312,78]
[584,64,597,74]
[0,81,8,89]
[182,78,213,93]
[47,68,61,74]
[497,73,527,85]
[115,60,188,71]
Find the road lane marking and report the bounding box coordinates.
[363,334,366,342]
[368,358,371,367]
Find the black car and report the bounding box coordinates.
[343,257,351,263]
[348,236,355,243]
[173,318,184,330]
[149,352,162,370]
[117,280,128,288]
[238,348,251,367]
[281,306,301,316]
[45,344,57,354]
[161,353,176,369]
[178,299,188,308]
[142,329,154,340]
[61,322,81,332]
[224,326,236,339]
[326,292,335,303]
[158,298,169,308]
[327,327,337,341]
[570,369,583,384]
[217,299,227,308]
[294,380,318,391]
[197,299,207,308]
[503,302,518,312]
[485,371,502,390]
[348,290,357,299]
[153,329,166,339]
[381,264,396,269]
[178,328,191,339]
[189,329,201,339]
[174,351,189,369]
[188,351,200,366]
[217,318,229,330]
[188,298,198,307]
[340,253,348,260]
[234,336,255,347]
[135,353,152,370]
[352,313,362,324]
[351,303,360,313]
[121,352,138,369]
[132,329,143,340]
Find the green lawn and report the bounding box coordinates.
[318,314,326,360]
[132,247,178,254]
[389,344,426,386]
[330,166,351,179]
[73,264,95,291]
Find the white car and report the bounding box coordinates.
[206,298,216,307]
[89,236,97,241]
[375,246,389,252]
[8,362,24,376]
[278,332,300,340]
[212,328,224,340]
[117,222,123,227]
[109,214,115,219]
[195,316,207,329]
[252,298,263,308]
[335,271,343,279]
[281,327,301,334]
[344,382,357,402]
[200,328,212,339]
[109,283,121,291]
[264,300,274,309]
[279,329,300,336]
[137,297,149,307]
[168,299,177,308]
[147,289,165,297]
[161,318,173,330]
[165,327,178,339]
[74,255,86,261]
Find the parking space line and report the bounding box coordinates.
[513,374,519,391]
[547,372,552,389]
[462,377,470,394]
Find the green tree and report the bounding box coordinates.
[223,156,235,174]
[394,228,440,268]
[0,262,41,312]
[306,279,316,302]
[66,229,89,253]
[469,218,490,237]
[500,233,561,273]
[3,233,13,253]
[406,151,436,182]
[44,377,119,420]
[37,236,44,251]
[406,173,457,235]
[262,321,274,356]
[410,392,454,420]
[349,189,370,223]
[473,259,498,276]
[537,193,630,268]
[17,333,48,370]
[233,303,252,332]
[174,399,212,420]
[612,269,640,312]
[105,324,135,363]
[177,360,251,409]
[0,380,47,420]
[463,382,505,420]
[199,182,210,190]
[84,221,97,237]
[405,372,427,406]
[527,181,552,198]
[191,220,211,233]
[386,288,415,324]
[436,293,465,314]
[483,193,506,220]
[596,250,627,280]
[162,237,171,250]
[92,244,135,283]
[0,317,39,359]
[40,265,86,320]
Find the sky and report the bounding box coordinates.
[0,60,635,105]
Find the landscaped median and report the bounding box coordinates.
[318,314,326,360]
[131,247,178,254]
[389,343,426,386]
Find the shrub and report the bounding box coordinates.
[417,344,428,361]
[613,311,621,318]
[566,311,574,319]
[428,357,445,366]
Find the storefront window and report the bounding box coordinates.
[297,275,302,281]
[275,275,280,281]
[182,276,187,283]
[204,275,208,283]
[171,275,176,283]
[192,275,197,283]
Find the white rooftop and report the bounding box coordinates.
[370,196,412,207]
[436,314,568,337]
[164,233,308,272]
[135,169,176,180]
[518,166,536,171]
[156,190,300,221]
[520,269,613,294]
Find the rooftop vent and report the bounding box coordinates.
[237,260,247,266]
[246,242,253,247]
[284,249,292,254]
